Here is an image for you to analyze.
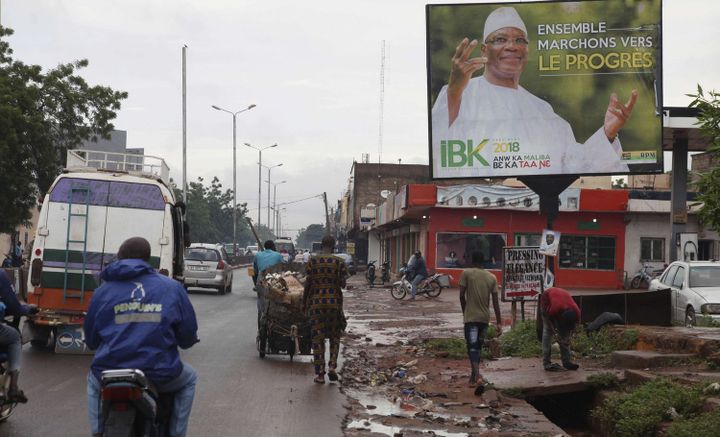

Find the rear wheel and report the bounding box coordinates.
[391,284,406,300]
[630,276,642,289]
[0,372,16,422]
[217,284,226,295]
[425,281,442,298]
[257,331,267,358]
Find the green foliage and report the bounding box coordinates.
[425,337,467,359]
[172,177,252,246]
[571,326,638,356]
[0,26,127,233]
[295,224,327,249]
[500,320,542,358]
[592,378,706,437]
[587,372,620,389]
[668,410,720,437]
[689,85,720,232]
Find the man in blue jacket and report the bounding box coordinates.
[84,237,199,437]
[252,240,284,324]
[0,270,37,403]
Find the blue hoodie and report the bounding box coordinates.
[84,259,198,383]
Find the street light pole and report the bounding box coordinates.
[245,143,278,228]
[268,180,286,236]
[262,163,283,231]
[211,103,256,255]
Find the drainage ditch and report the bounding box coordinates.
[525,388,599,436]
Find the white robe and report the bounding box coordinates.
[431,76,628,178]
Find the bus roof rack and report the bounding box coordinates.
[66,149,170,184]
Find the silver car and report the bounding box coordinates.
[649,261,720,326]
[184,243,233,295]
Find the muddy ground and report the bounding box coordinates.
[339,275,565,436]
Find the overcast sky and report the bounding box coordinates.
[3,0,718,239]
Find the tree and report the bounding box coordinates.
[689,86,720,232]
[296,224,326,249]
[611,178,628,189]
[0,26,127,233]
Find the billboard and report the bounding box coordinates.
[427,0,662,179]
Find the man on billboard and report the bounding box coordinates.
[432,6,638,176]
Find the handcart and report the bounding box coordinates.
[256,263,312,360]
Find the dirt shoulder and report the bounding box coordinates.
[339,275,565,436]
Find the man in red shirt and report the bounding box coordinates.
[539,287,580,371]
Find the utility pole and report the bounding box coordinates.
[323,192,330,236]
[182,45,188,204]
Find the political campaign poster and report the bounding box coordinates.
[501,246,545,301]
[539,229,561,256]
[427,0,663,179]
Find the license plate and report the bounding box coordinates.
[188,265,208,271]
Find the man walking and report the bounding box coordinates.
[538,287,581,371]
[252,240,284,326]
[408,251,428,300]
[459,252,502,386]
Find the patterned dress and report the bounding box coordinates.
[304,255,348,375]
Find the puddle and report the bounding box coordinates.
[345,388,415,417]
[346,419,472,437]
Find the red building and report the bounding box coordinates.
[372,184,629,290]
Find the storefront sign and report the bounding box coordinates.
[427,0,662,179]
[502,246,544,301]
[437,185,580,211]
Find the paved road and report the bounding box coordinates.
[2,272,346,436]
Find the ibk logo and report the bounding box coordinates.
[440,139,490,167]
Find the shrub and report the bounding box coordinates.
[424,338,467,359]
[500,320,543,357]
[592,378,705,437]
[668,409,720,437]
[572,326,638,356]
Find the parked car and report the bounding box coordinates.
[334,252,356,275]
[649,260,720,326]
[184,243,233,294]
[274,237,295,262]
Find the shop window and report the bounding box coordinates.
[559,235,615,270]
[436,232,506,269]
[640,238,664,262]
[514,233,541,247]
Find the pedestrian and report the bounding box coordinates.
[253,240,284,326]
[303,235,348,384]
[12,242,22,267]
[84,237,199,437]
[0,269,38,403]
[302,249,311,263]
[459,252,502,387]
[408,250,428,300]
[538,287,581,371]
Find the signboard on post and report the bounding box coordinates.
[502,246,544,301]
[427,0,663,179]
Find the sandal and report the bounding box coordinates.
[544,363,564,372]
[7,389,28,403]
[328,371,339,382]
[313,375,325,384]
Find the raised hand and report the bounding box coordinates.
[447,38,487,126]
[604,90,638,141]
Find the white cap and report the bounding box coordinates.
[483,7,527,42]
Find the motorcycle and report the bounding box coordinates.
[391,265,452,300]
[366,260,377,287]
[100,368,174,437]
[629,264,665,289]
[380,261,390,284]
[0,310,26,422]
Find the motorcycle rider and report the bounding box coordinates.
[84,237,199,437]
[0,269,37,403]
[407,251,428,300]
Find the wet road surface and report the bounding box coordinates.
[1,272,346,436]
